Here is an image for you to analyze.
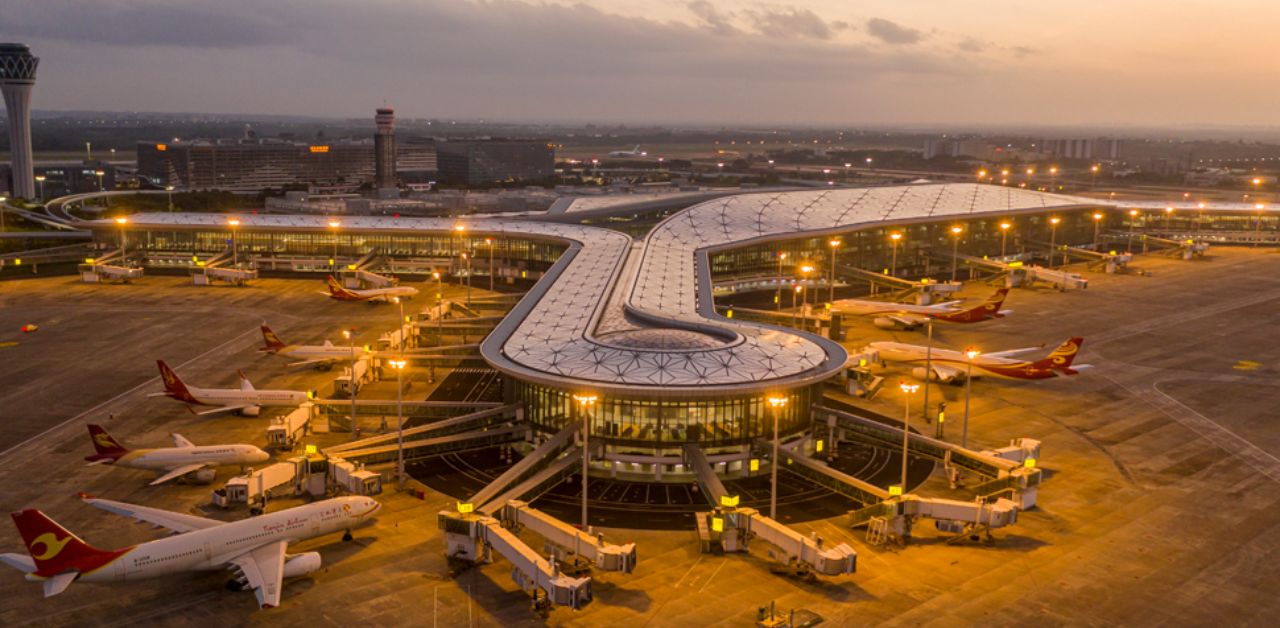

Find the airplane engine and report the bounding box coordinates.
[283,552,322,578]
[873,317,900,330]
[911,367,956,384]
[238,405,262,417]
[190,468,217,483]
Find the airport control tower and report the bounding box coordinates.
[0,43,38,199]
[374,107,397,196]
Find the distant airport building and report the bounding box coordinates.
[374,107,397,196]
[435,138,555,186]
[0,43,38,199]
[1042,138,1122,161]
[137,138,436,193]
[923,138,996,160]
[30,161,116,198]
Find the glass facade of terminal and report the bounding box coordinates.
[515,380,817,450]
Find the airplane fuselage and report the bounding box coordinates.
[180,386,309,408]
[869,341,1063,380]
[274,345,363,362]
[330,286,418,302]
[110,445,268,472]
[26,497,379,584]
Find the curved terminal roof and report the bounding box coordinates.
[102,183,1211,396]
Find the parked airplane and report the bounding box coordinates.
[324,276,418,303]
[84,424,269,486]
[837,289,1011,330]
[866,337,1088,382]
[259,324,367,368]
[607,145,647,158]
[1,493,380,608]
[151,360,312,416]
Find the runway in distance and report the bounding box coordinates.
[324,276,418,302]
[1,494,380,608]
[151,360,312,416]
[836,288,1011,330]
[866,337,1089,382]
[259,324,368,368]
[84,425,269,485]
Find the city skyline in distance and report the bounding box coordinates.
[3,0,1279,129]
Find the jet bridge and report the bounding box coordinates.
[501,500,637,573]
[439,509,593,609]
[815,405,1041,509]
[323,404,519,456]
[336,424,529,466]
[78,249,143,283]
[947,252,1089,290]
[191,248,258,286]
[683,444,857,577]
[839,264,962,304]
[338,250,399,289]
[1138,234,1211,259]
[469,420,583,510]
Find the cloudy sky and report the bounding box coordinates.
[3,0,1276,127]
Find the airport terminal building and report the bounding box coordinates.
[85,184,1276,476]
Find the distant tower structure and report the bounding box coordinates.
[374,107,397,195]
[0,43,38,199]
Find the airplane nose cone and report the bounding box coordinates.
[253,449,270,462]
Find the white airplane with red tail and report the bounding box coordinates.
[837,288,1011,330]
[866,337,1089,383]
[150,360,312,416]
[0,493,379,608]
[84,424,268,485]
[324,275,417,303]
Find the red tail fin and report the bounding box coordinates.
[936,288,1010,323]
[156,360,198,403]
[260,324,287,352]
[1031,337,1084,370]
[10,509,128,578]
[84,425,128,463]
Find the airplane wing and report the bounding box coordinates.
[930,363,964,381]
[171,433,195,448]
[79,493,222,534]
[191,404,254,416]
[886,314,926,327]
[287,357,336,367]
[228,540,288,609]
[149,463,209,486]
[985,345,1046,359]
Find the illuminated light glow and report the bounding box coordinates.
[711,516,724,532]
[457,502,475,514]
[309,145,330,153]
[304,444,317,455]
[749,458,760,472]
[1024,457,1037,469]
[155,144,167,151]
[719,494,740,508]
[767,395,788,408]
[888,485,903,496]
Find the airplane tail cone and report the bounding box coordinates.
[85,425,128,462]
[1032,337,1084,371]
[10,509,119,579]
[156,360,198,403]
[260,325,287,352]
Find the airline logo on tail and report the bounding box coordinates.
[326,276,362,301]
[156,360,199,404]
[29,532,72,561]
[1041,337,1082,370]
[259,325,287,352]
[935,289,1010,324]
[85,425,129,463]
[10,509,131,579]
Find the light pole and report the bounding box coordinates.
[1197,202,1206,234]
[227,218,240,267]
[328,220,341,271]
[96,170,109,208]
[899,382,919,495]
[0,195,7,232]
[767,395,788,519]
[999,222,1011,257]
[791,284,802,327]
[1165,206,1174,232]
[389,358,406,488]
[166,185,175,212]
[1025,167,1034,191]
[1127,209,1139,253]
[485,237,495,292]
[1092,212,1104,249]
[976,169,987,184]
[775,252,787,311]
[800,265,814,315]
[1049,166,1058,192]
[433,271,444,344]
[962,349,979,449]
[921,317,935,424]
[1000,169,1010,186]
[1048,217,1060,267]
[462,251,472,306]
[573,394,597,529]
[115,217,128,262]
[865,156,874,174]
[949,226,963,282]
[1090,164,1099,190]
[343,328,358,441]
[827,239,841,304]
[452,223,466,269]
[889,232,902,276]
[34,175,45,204]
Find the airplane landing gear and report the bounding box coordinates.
[343,530,353,542]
